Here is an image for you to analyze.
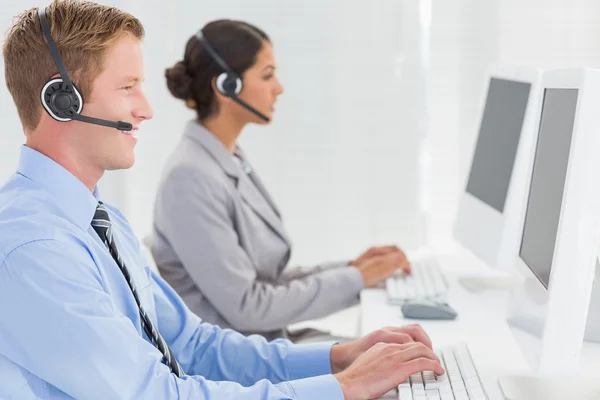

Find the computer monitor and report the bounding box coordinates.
[504,68,600,377]
[453,65,542,271]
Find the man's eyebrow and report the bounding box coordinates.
[124,76,145,83]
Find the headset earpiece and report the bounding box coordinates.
[40,78,83,122]
[216,72,242,97]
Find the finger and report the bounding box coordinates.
[391,252,408,264]
[368,247,390,258]
[376,330,414,345]
[396,246,408,257]
[383,253,404,267]
[385,263,403,277]
[366,253,392,268]
[389,245,408,258]
[398,357,445,378]
[401,261,412,274]
[399,324,433,349]
[397,343,440,365]
[378,245,402,254]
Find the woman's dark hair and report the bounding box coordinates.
[165,19,270,120]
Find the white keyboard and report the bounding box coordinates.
[398,344,488,400]
[386,258,448,304]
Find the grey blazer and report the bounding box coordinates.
[151,120,364,340]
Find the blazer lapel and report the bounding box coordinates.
[234,147,282,218]
[184,121,291,245]
[236,172,291,245]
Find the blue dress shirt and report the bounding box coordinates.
[0,145,345,399]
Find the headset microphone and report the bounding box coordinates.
[38,7,133,131]
[195,31,270,122]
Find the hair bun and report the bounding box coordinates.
[165,61,193,100]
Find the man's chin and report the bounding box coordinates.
[105,156,136,171]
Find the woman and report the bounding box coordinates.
[152,19,410,341]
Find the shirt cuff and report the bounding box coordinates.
[287,374,344,400]
[287,341,336,380]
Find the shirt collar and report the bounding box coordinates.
[182,120,242,180]
[17,145,101,230]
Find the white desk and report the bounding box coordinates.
[361,287,528,399]
[359,249,600,399]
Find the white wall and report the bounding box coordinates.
[2,1,600,265]
[117,0,424,266]
[426,0,600,252]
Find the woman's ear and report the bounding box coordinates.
[210,77,222,95]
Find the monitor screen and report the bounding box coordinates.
[466,78,531,213]
[519,88,578,288]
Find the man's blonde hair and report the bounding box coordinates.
[3,0,145,131]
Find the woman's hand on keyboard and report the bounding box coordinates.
[354,252,411,288]
[351,245,410,273]
[335,341,445,400]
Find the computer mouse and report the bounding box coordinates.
[401,300,458,320]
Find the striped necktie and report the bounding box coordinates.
[91,202,183,377]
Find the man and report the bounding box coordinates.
[0,1,444,399]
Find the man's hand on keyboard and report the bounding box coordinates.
[353,252,411,287]
[334,341,445,400]
[330,324,433,373]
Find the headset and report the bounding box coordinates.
[194,30,270,122]
[38,7,132,131]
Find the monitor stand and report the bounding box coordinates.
[507,258,600,343]
[499,259,600,397]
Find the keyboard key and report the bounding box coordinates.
[431,270,446,294]
[422,371,435,379]
[410,372,424,384]
[398,386,413,400]
[412,386,426,396]
[469,395,487,400]
[439,383,453,394]
[465,377,482,388]
[469,392,487,400]
[387,258,448,302]
[438,388,455,400]
[425,389,441,400]
[467,385,486,399]
[423,371,441,390]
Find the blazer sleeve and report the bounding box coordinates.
[276,260,352,284]
[155,165,364,332]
